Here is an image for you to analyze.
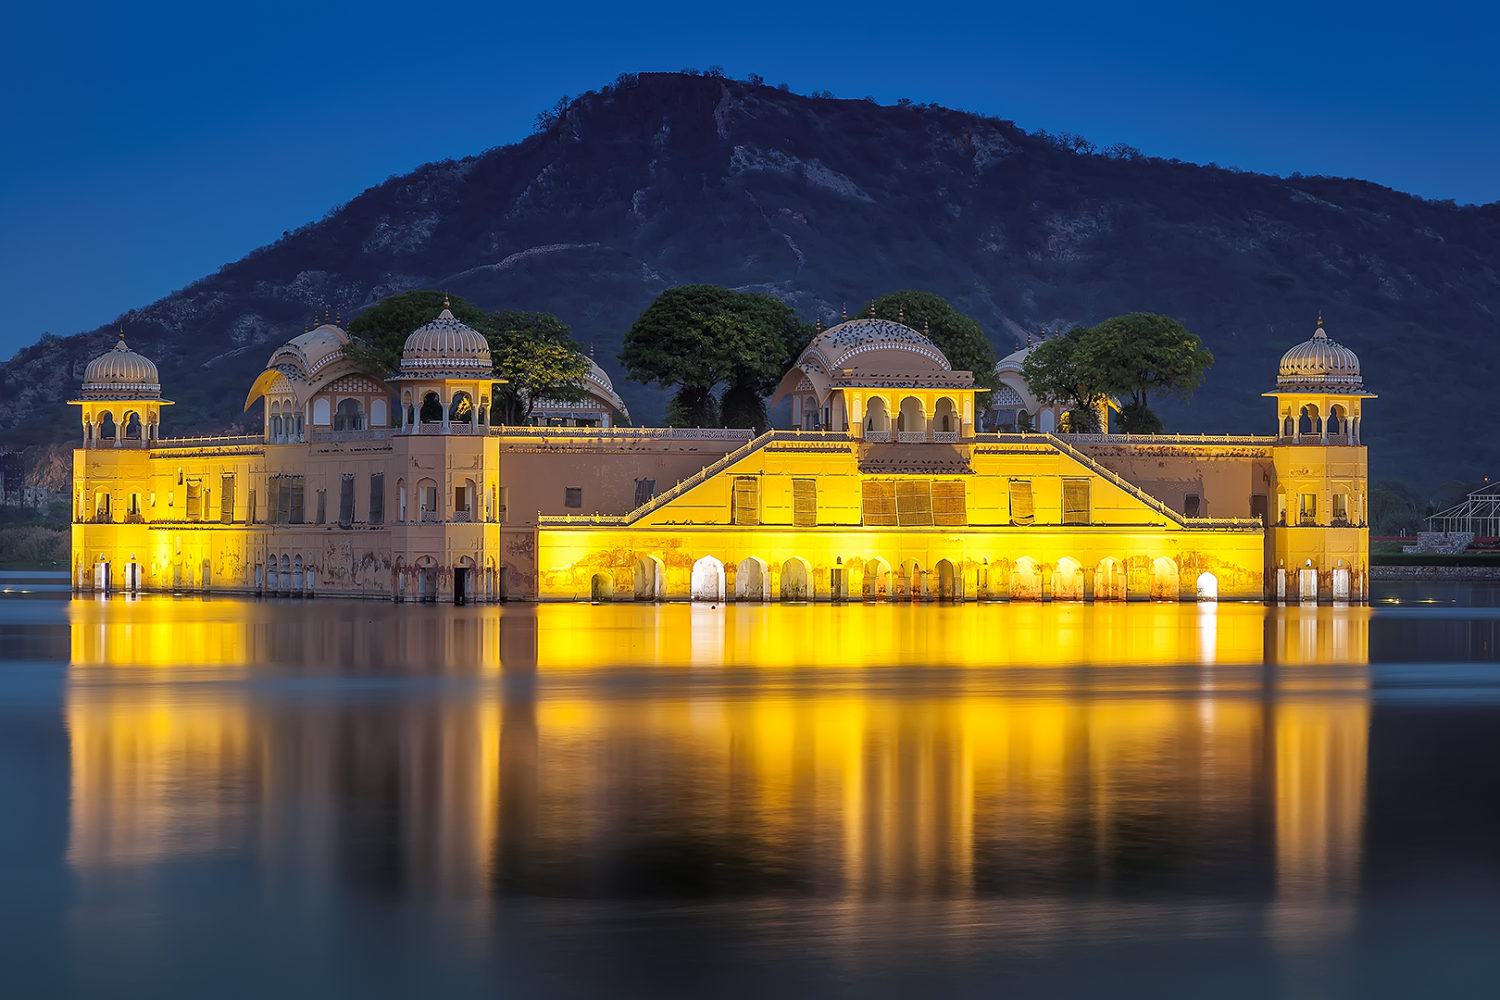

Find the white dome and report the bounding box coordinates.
[80,332,162,400]
[799,317,951,374]
[398,308,492,378]
[1277,318,1362,389]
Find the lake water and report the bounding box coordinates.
[2,572,1498,998]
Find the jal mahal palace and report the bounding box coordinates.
[70,306,1373,604]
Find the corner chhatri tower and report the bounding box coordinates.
[1265,318,1374,601]
[70,306,1371,604]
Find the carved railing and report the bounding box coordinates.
[153,434,262,450]
[896,431,927,444]
[1065,432,1276,445]
[864,430,891,443]
[932,431,961,444]
[310,428,394,443]
[493,425,756,442]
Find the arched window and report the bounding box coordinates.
[420,392,443,423]
[312,398,331,426]
[123,412,142,439]
[334,397,363,431]
[933,397,958,433]
[897,396,925,433]
[98,411,116,439]
[865,397,890,432]
[449,391,473,422]
[370,398,388,428]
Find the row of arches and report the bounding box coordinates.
[398,388,489,433]
[862,395,961,435]
[83,409,159,446]
[262,553,314,594]
[593,555,1221,604]
[1278,402,1362,444]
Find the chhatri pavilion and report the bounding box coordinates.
[71,308,1372,603]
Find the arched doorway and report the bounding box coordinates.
[1053,557,1084,601]
[1150,557,1180,601]
[1011,557,1042,601]
[900,559,926,601]
[292,554,304,591]
[1196,571,1218,602]
[865,397,891,435]
[736,557,769,602]
[691,556,725,602]
[1299,561,1319,603]
[590,572,614,602]
[862,557,891,601]
[780,557,811,601]
[633,556,666,602]
[454,556,475,605]
[1332,559,1351,601]
[935,559,959,601]
[1095,558,1126,601]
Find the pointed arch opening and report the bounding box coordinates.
[780,557,811,602]
[691,556,725,602]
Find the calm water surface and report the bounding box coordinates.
[1,573,1498,998]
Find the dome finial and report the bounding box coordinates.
[116,324,126,345]
[814,317,822,333]
[869,302,875,320]
[923,318,930,339]
[1026,329,1032,347]
[897,304,904,325]
[842,303,847,322]
[443,291,451,309]
[1314,312,1327,339]
[589,343,595,360]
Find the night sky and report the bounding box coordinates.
[2,0,1496,355]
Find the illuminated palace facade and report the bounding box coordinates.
[71,309,1373,603]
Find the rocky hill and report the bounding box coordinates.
[4,71,1497,489]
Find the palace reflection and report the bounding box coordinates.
[65,600,1371,939]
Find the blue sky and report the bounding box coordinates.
[2,0,1496,356]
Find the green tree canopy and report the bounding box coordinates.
[859,290,999,391]
[1018,326,1114,433]
[1087,312,1214,414]
[1019,312,1213,434]
[621,285,813,430]
[485,310,591,425]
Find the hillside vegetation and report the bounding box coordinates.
[3,71,1496,488]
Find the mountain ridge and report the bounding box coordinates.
[4,71,1496,489]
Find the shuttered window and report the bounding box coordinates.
[732,476,759,526]
[369,474,385,524]
[338,474,355,527]
[895,480,934,526]
[288,476,305,524]
[315,490,327,525]
[1009,479,1034,526]
[246,488,257,524]
[1062,478,1091,525]
[185,480,201,519]
[862,479,897,526]
[220,474,235,523]
[792,479,817,527]
[933,480,967,526]
[1184,493,1201,517]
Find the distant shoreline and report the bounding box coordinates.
[1371,564,1500,581]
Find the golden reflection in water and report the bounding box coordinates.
[65,598,1371,942]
